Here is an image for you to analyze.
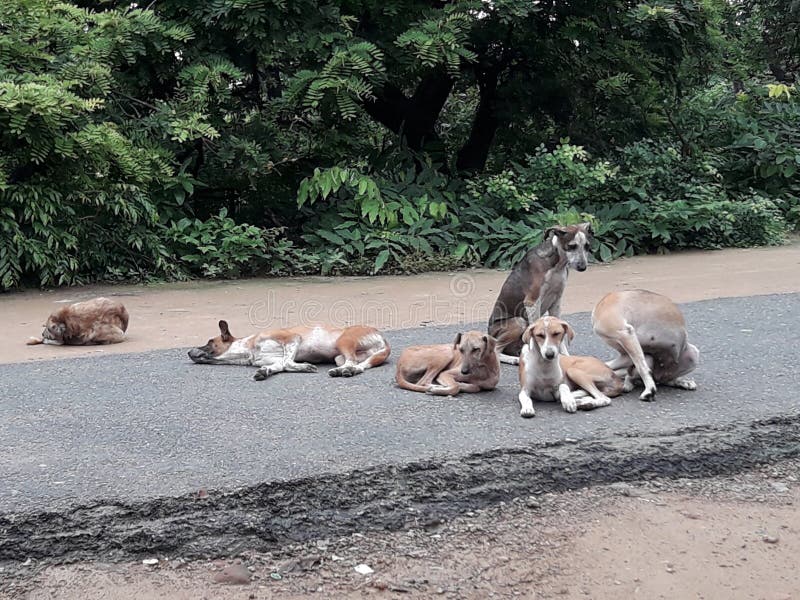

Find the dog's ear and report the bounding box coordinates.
[545,226,568,240]
[482,334,497,357]
[453,332,463,349]
[579,221,594,238]
[536,227,562,258]
[521,324,535,345]
[218,320,233,342]
[561,322,575,345]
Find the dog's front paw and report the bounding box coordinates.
[520,406,536,418]
[561,397,578,413]
[253,369,269,381]
[670,377,697,391]
[588,395,612,409]
[639,387,656,401]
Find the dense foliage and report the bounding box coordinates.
[1,0,798,288]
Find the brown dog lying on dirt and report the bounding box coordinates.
[395,331,500,396]
[27,297,129,346]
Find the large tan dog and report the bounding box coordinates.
[592,290,699,401]
[188,321,390,380]
[27,297,129,346]
[395,331,500,396]
[488,223,593,364]
[518,316,624,418]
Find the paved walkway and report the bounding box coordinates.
[1,293,798,514]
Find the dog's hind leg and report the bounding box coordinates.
[493,317,527,365]
[563,369,612,410]
[605,353,633,371]
[609,325,657,401]
[329,332,390,377]
[91,324,127,345]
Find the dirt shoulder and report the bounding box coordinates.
[8,460,797,600]
[4,242,800,365]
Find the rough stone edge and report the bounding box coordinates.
[1,414,799,569]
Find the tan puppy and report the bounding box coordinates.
[396,331,500,396]
[518,316,624,418]
[27,297,129,346]
[592,290,699,401]
[188,321,390,380]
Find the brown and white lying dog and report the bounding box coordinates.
[188,321,390,380]
[27,297,129,346]
[592,290,699,401]
[489,223,593,364]
[518,316,624,418]
[395,331,500,396]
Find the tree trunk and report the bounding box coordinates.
[362,70,453,164]
[456,71,500,173]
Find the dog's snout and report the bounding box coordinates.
[461,366,471,375]
[188,348,204,360]
[544,349,556,360]
[575,263,587,272]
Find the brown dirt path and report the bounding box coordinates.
[8,462,799,600]
[4,242,799,365]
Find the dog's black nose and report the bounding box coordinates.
[188,348,203,360]
[576,263,587,272]
[461,367,470,375]
[544,349,556,360]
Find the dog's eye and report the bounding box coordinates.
[535,333,545,339]
[567,244,578,250]
[584,243,590,250]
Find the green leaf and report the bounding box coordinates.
[374,249,390,272]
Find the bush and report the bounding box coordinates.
[166,211,312,279]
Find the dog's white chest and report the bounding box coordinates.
[521,347,563,402]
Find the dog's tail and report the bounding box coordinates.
[395,370,433,393]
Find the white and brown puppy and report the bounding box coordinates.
[395,331,500,396]
[592,290,699,401]
[488,223,593,364]
[518,316,624,418]
[27,297,129,346]
[188,321,390,380]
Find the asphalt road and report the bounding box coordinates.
[1,293,798,515]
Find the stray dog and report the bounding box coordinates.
[188,320,390,380]
[488,223,593,364]
[27,297,129,346]
[518,316,624,418]
[395,331,500,396]
[592,290,699,401]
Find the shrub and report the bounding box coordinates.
[166,211,307,279]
